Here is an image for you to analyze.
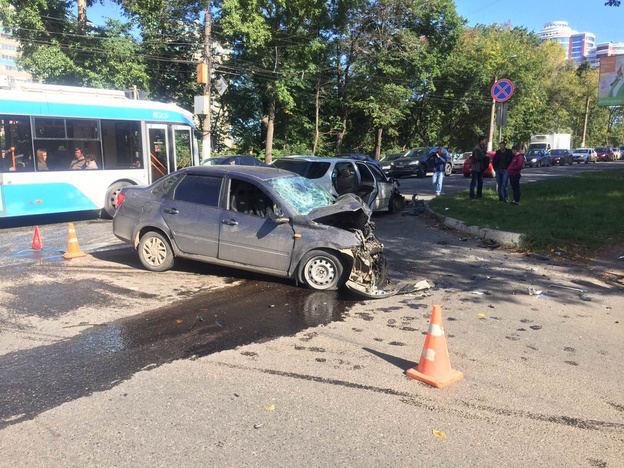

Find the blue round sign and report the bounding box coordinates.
[491,79,514,102]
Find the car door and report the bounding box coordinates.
[365,163,391,210]
[218,177,295,273]
[355,162,379,208]
[332,161,359,196]
[160,174,223,257]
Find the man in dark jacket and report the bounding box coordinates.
[470,136,488,199]
[493,141,513,202]
[429,146,448,196]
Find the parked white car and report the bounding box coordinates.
[272,156,404,212]
[572,148,597,164]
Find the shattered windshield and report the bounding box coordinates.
[268,176,335,216]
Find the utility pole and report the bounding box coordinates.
[487,73,497,152]
[77,0,87,33]
[581,92,590,147]
[202,4,212,161]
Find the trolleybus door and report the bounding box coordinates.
[0,173,4,216]
[147,125,170,183]
[172,125,194,171]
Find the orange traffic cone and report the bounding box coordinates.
[406,305,463,389]
[63,223,86,259]
[32,226,43,250]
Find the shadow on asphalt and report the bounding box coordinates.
[363,347,417,371]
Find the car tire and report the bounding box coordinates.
[138,231,175,272]
[299,250,345,291]
[388,194,405,214]
[444,163,452,176]
[416,166,426,178]
[463,173,470,178]
[103,181,133,218]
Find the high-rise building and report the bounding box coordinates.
[537,21,597,66]
[0,32,31,83]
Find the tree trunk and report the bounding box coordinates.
[77,0,87,32]
[374,127,383,161]
[312,78,320,156]
[264,95,276,164]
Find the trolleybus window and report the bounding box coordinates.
[1,115,33,173]
[101,120,142,169]
[33,117,102,170]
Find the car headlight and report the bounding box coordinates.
[408,160,420,165]
[531,158,537,162]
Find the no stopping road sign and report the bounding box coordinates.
[491,79,514,102]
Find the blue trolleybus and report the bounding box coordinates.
[0,82,198,218]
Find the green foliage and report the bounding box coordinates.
[4,0,621,157]
[7,0,149,89]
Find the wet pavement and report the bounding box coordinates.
[0,279,359,429]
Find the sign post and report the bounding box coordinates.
[491,79,514,145]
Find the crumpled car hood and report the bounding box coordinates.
[307,194,372,231]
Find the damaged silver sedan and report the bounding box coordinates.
[113,166,388,296]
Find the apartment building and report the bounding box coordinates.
[0,32,31,83]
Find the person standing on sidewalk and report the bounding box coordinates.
[493,141,513,202]
[430,146,448,196]
[507,145,525,205]
[470,136,488,199]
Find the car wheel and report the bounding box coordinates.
[299,250,345,291]
[444,163,452,176]
[416,166,426,178]
[463,172,470,178]
[138,231,175,272]
[388,194,405,214]
[103,181,132,218]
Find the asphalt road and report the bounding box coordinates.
[0,161,623,466]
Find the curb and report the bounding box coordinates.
[425,204,526,247]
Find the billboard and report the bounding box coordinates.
[598,54,624,106]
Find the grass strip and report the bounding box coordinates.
[429,169,624,256]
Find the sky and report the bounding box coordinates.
[455,0,624,44]
[88,0,624,44]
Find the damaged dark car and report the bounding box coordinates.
[113,166,388,296]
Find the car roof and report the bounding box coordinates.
[276,156,359,164]
[185,165,293,181]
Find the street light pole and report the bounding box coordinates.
[487,73,497,152]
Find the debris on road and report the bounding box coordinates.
[579,294,592,302]
[548,284,587,293]
[253,423,264,429]
[414,280,434,291]
[432,430,448,439]
[527,286,543,296]
[265,405,275,412]
[402,200,426,217]
[478,239,500,249]
[473,291,485,296]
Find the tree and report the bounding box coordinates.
[6,0,149,90]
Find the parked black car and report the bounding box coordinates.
[388,147,452,178]
[549,149,573,166]
[379,153,404,175]
[202,155,266,166]
[524,149,552,168]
